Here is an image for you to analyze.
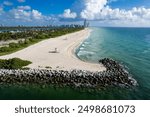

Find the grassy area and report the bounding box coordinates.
[0,58,32,69]
[0,38,43,56]
[0,27,84,56]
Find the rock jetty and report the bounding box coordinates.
[0,58,137,89]
[99,58,137,87]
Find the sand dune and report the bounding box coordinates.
[0,29,106,72]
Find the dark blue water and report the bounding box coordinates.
[76,27,150,99]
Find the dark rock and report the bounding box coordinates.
[0,58,137,90]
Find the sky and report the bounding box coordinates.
[0,0,150,27]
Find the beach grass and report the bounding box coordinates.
[0,38,43,56]
[0,58,32,69]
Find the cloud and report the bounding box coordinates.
[61,9,77,19]
[95,0,150,21]
[9,7,43,21]
[0,5,59,26]
[0,3,62,25]
[84,6,150,23]
[9,8,32,21]
[3,1,13,6]
[17,6,31,10]
[32,10,42,20]
[72,0,150,26]
[1,0,150,26]
[80,0,107,19]
[57,0,150,26]
[17,0,26,3]
[11,0,150,27]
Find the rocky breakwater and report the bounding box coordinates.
[0,58,137,89]
[99,58,137,87]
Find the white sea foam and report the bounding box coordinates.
[81,43,85,47]
[79,47,84,50]
[78,50,95,55]
[83,41,89,44]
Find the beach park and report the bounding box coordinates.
[0,25,137,96]
[0,28,106,72]
[0,0,150,100]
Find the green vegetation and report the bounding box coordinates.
[0,27,84,55]
[0,58,32,69]
[0,26,84,41]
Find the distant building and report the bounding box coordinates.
[84,19,89,27]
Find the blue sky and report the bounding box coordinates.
[109,0,150,9]
[0,0,75,14]
[0,0,150,26]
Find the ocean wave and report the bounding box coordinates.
[81,43,85,47]
[79,47,84,50]
[82,41,90,46]
[77,51,95,56]
[84,41,89,44]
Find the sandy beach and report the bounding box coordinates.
[0,29,106,72]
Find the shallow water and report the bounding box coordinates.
[0,27,150,100]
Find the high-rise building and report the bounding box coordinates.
[84,19,89,27]
[84,19,87,27]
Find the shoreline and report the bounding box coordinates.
[0,28,106,72]
[0,28,137,89]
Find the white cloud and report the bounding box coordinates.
[7,6,43,21]
[32,10,42,20]
[91,6,150,23]
[9,8,31,21]
[17,6,31,10]
[17,0,26,3]
[62,9,77,19]
[76,0,150,26]
[0,5,59,26]
[80,0,107,19]
[3,1,13,6]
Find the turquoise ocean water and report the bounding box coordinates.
[76,27,150,99]
[0,27,150,100]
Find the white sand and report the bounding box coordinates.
[0,29,106,72]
